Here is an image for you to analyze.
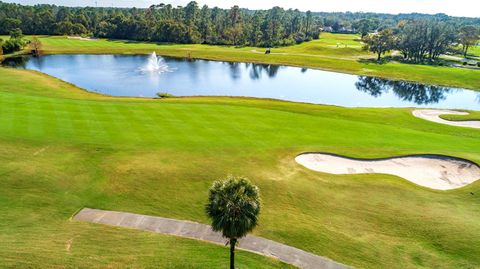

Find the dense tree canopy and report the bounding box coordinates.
[362,19,478,62]
[395,20,457,61]
[459,25,480,56]
[1,1,478,48]
[0,1,323,47]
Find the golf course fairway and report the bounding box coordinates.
[1,66,480,269]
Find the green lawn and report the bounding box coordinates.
[441,110,480,121]
[18,33,480,90]
[469,45,480,57]
[1,67,480,268]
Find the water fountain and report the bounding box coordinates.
[141,52,173,73]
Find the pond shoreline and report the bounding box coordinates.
[2,53,479,110]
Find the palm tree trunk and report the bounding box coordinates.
[230,238,237,269]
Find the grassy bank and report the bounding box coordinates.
[22,34,480,90]
[1,67,480,268]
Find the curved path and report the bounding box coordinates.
[74,208,349,269]
[412,110,480,129]
[296,153,480,190]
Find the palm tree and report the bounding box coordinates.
[206,176,261,269]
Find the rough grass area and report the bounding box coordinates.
[22,33,480,90]
[1,67,480,268]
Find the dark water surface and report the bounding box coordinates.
[4,54,479,110]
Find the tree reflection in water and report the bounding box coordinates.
[248,63,280,80]
[355,76,452,105]
[1,56,29,68]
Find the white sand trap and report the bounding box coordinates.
[296,153,480,190]
[413,109,480,129]
[67,36,98,41]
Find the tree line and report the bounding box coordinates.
[1,1,479,48]
[362,20,479,62]
[0,1,322,47]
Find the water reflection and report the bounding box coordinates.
[2,54,478,110]
[247,63,280,80]
[2,56,29,68]
[355,76,452,105]
[227,62,241,80]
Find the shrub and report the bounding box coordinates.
[9,28,23,39]
[293,32,306,44]
[463,61,468,66]
[2,38,25,54]
[156,92,174,98]
[281,38,295,46]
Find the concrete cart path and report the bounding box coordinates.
[74,208,350,269]
[412,109,480,129]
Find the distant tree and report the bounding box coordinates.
[395,20,456,62]
[332,20,343,32]
[247,12,264,46]
[396,20,429,62]
[72,23,89,35]
[458,25,479,57]
[96,21,116,38]
[304,10,313,36]
[0,1,477,49]
[2,18,21,34]
[424,21,456,60]
[362,29,396,60]
[154,20,189,43]
[2,38,25,54]
[9,28,23,39]
[206,177,261,269]
[353,18,378,38]
[1,28,26,54]
[185,1,200,27]
[263,7,285,47]
[226,5,243,45]
[199,5,213,43]
[30,36,42,55]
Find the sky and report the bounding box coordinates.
[3,0,479,18]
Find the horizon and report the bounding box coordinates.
[3,0,480,18]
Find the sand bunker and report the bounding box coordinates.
[67,36,98,41]
[296,153,480,190]
[413,109,480,129]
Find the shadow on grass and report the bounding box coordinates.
[357,58,390,65]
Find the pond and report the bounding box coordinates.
[3,54,480,110]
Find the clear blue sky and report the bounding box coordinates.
[4,0,479,18]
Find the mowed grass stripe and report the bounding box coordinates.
[2,68,480,268]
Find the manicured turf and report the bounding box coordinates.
[440,110,480,121]
[24,34,480,90]
[468,45,480,57]
[1,67,480,268]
